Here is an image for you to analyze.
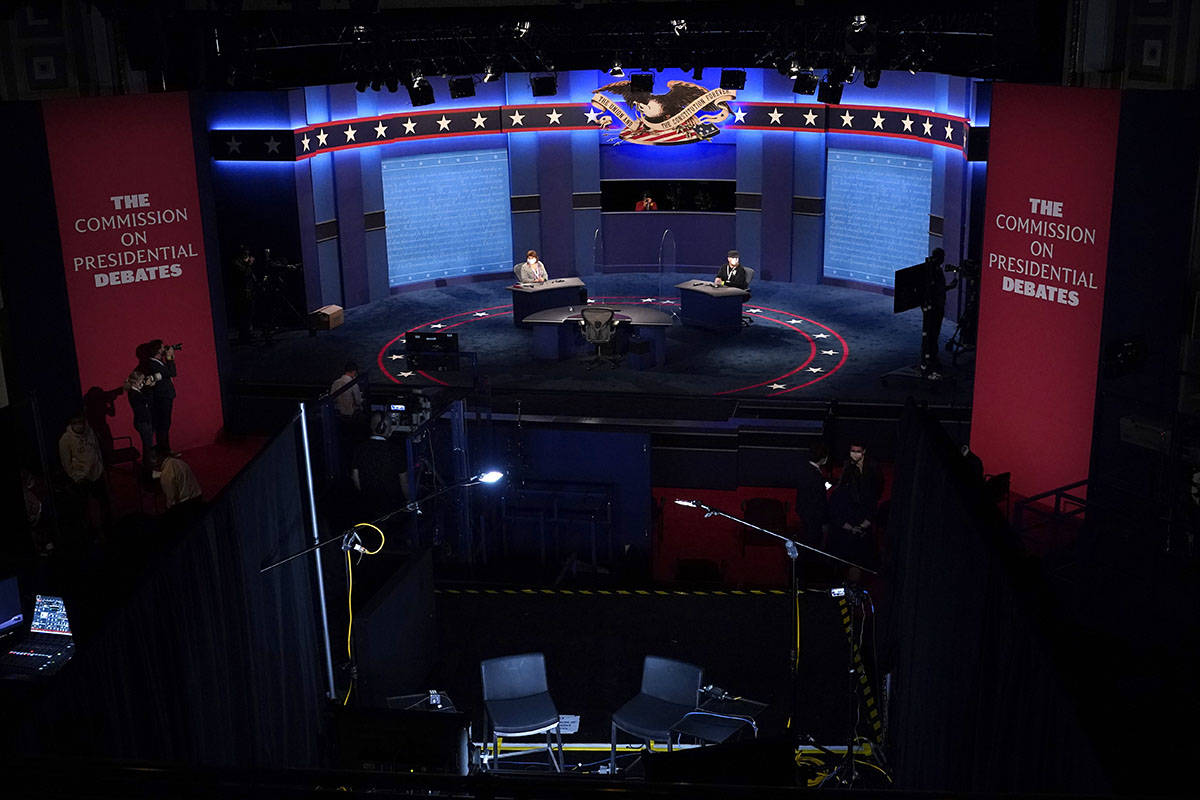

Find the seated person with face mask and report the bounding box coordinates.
[515,249,548,283]
[714,250,749,292]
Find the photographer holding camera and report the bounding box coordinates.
[144,339,182,455]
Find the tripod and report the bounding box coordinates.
[944,270,979,366]
[671,500,878,775]
[819,587,875,787]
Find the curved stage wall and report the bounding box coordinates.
[205,69,983,313]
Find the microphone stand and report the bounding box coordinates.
[673,500,877,785]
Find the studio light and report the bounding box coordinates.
[513,20,531,38]
[670,19,687,36]
[691,65,703,80]
[476,471,504,484]
[792,71,819,95]
[817,78,844,105]
[850,14,868,33]
[530,74,557,96]
[719,69,746,90]
[863,65,881,89]
[370,75,382,92]
[385,74,398,93]
[448,76,475,98]
[482,63,501,82]
[355,77,369,93]
[608,58,624,77]
[407,77,435,106]
[630,72,653,92]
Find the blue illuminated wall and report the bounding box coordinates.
[204,69,985,314]
[381,149,513,285]
[823,149,933,287]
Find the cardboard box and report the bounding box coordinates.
[309,304,344,331]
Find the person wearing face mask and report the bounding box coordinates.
[827,442,884,573]
[714,250,749,292]
[515,249,548,283]
[58,409,111,540]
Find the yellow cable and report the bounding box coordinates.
[342,524,383,707]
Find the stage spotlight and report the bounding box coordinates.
[370,76,382,92]
[827,61,854,85]
[719,69,745,90]
[407,78,435,106]
[630,72,653,92]
[475,471,504,484]
[792,71,819,95]
[850,14,868,33]
[530,74,557,96]
[670,19,687,36]
[385,75,398,93]
[608,57,624,77]
[817,78,844,105]
[482,63,501,82]
[513,20,531,38]
[448,76,475,98]
[863,65,881,88]
[355,77,369,93]
[692,65,703,80]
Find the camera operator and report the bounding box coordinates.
[144,339,182,456]
[231,244,257,345]
[920,248,957,379]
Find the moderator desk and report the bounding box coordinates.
[508,278,588,327]
[522,304,673,367]
[675,280,748,331]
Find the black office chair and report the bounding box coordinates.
[741,266,756,326]
[480,652,563,772]
[579,306,621,369]
[610,655,703,774]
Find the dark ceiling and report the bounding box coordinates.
[92,0,1068,91]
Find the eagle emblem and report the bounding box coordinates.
[590,80,737,145]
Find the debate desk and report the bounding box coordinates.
[508,278,588,327]
[523,304,673,368]
[675,280,748,331]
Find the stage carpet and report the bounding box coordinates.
[231,273,974,407]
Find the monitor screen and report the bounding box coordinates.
[0,577,21,635]
[29,594,72,636]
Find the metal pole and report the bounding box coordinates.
[299,402,337,701]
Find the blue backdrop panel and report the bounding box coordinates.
[823,149,932,287]
[382,148,514,285]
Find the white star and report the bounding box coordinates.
[901,115,914,132]
[769,383,787,390]
[546,109,562,125]
[316,129,329,146]
[585,107,602,124]
[812,333,830,339]
[944,121,955,140]
[839,110,855,127]
[921,117,933,136]
[403,119,417,134]
[641,298,655,303]
[802,109,818,126]
[436,116,452,131]
[397,371,414,378]
[473,311,488,317]
[733,107,747,123]
[388,354,406,360]
[746,308,763,314]
[471,113,487,129]
[871,112,886,130]
[768,108,783,124]
[264,136,281,154]
[820,349,838,356]
[509,109,525,126]
[344,125,357,142]
[787,318,804,324]
[300,134,311,151]
[806,366,824,373]
[225,136,241,154]
[374,121,388,138]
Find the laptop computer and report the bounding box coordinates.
[0,578,75,679]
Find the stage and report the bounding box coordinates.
[228,272,974,408]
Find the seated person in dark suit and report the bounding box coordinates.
[715,250,750,292]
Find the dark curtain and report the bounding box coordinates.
[15,419,327,769]
[882,400,1108,793]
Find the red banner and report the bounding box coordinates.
[970,85,1120,498]
[43,93,221,451]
